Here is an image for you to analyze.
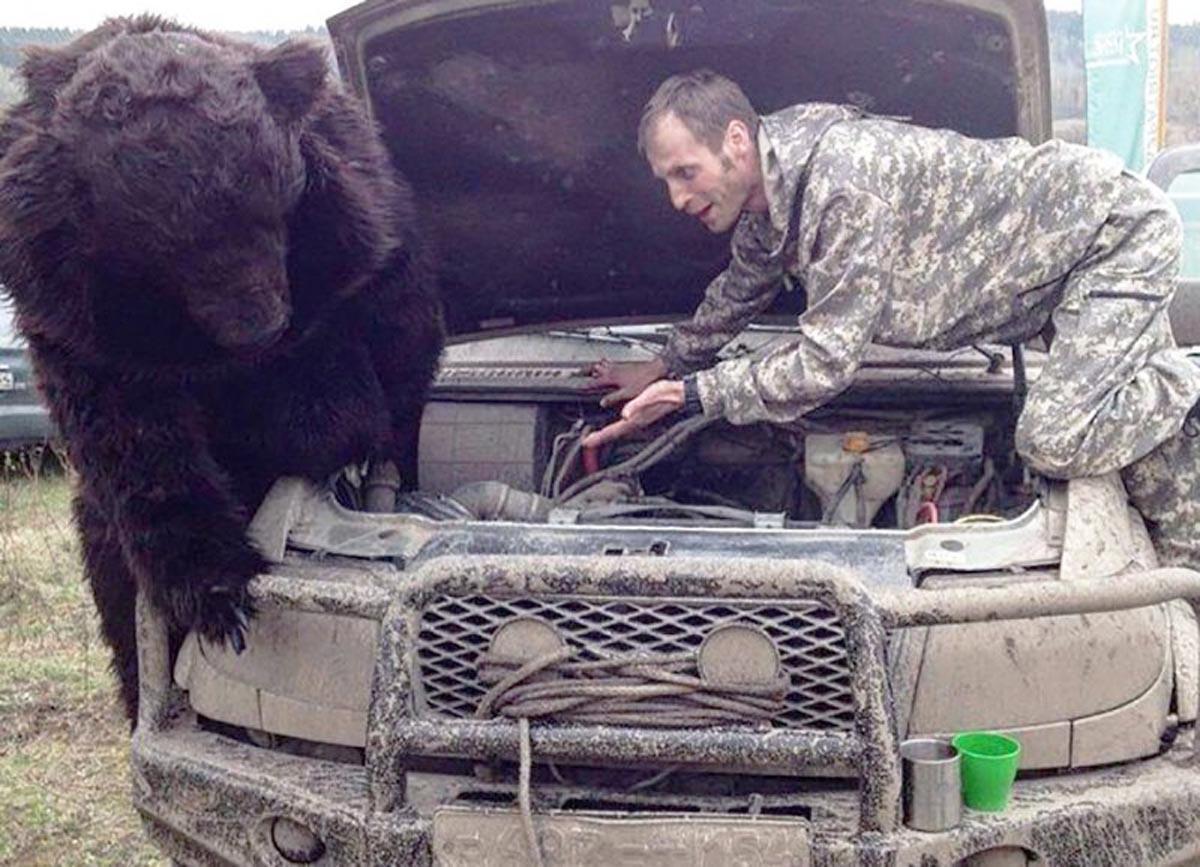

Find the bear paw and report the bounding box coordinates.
[191,582,257,654]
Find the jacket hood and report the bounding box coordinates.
[327,0,1052,337]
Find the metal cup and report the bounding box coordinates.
[901,738,962,832]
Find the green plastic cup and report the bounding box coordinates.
[952,732,1021,812]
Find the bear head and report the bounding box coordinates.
[0,18,403,370]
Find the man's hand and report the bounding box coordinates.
[585,357,669,408]
[582,379,685,448]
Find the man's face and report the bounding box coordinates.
[645,112,757,234]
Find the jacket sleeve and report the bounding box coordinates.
[659,215,787,376]
[695,189,896,425]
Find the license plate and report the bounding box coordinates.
[431,806,810,867]
[0,370,12,391]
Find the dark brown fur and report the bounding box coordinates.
[0,17,444,721]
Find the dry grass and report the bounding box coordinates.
[0,456,164,866]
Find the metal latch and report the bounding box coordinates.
[613,0,653,42]
[753,512,787,529]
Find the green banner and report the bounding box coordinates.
[1083,0,1164,172]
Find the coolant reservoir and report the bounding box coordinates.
[804,432,905,527]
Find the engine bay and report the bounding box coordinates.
[383,394,1037,531]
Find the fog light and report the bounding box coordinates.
[699,624,781,685]
[270,817,326,864]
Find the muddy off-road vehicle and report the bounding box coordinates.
[131,0,1200,864]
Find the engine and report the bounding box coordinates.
[405,400,1034,529]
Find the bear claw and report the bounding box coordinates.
[193,583,256,655]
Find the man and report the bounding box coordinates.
[584,70,1200,566]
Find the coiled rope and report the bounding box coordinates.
[475,644,790,867]
[476,645,789,728]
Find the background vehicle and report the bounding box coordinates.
[0,296,54,452]
[1156,147,1200,342]
[132,1,1200,864]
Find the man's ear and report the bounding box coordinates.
[723,119,753,155]
[252,40,328,124]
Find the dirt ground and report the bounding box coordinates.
[0,461,164,865]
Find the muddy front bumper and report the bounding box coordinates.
[131,557,1200,866]
[133,721,1200,866]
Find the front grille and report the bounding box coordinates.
[414,595,856,731]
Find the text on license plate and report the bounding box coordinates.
[432,807,810,867]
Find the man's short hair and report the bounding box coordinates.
[637,70,759,156]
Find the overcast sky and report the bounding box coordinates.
[4,2,347,31]
[2,0,1197,32]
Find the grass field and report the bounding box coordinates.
[0,460,164,866]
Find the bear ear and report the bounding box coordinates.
[252,40,328,124]
[19,45,80,108]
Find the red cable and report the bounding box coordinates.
[916,501,940,525]
[582,445,601,476]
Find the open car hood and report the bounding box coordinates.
[327,0,1052,337]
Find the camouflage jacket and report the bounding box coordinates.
[661,104,1127,425]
